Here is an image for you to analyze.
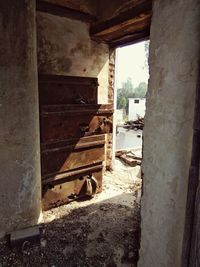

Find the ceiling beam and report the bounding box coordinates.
[36,0,96,22]
[109,28,150,48]
[90,1,152,37]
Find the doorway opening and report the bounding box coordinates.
[114,40,149,170]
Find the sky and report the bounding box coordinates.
[115,41,149,89]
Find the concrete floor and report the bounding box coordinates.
[116,128,143,151]
[0,161,141,267]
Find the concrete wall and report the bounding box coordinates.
[37,12,109,104]
[139,0,200,266]
[0,0,41,235]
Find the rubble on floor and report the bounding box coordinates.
[123,117,144,131]
[0,161,141,267]
[116,149,142,167]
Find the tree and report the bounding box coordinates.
[134,82,148,98]
[122,77,134,97]
[118,96,127,110]
[117,77,134,113]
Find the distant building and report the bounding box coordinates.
[128,98,146,121]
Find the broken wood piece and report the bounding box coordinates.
[119,154,138,167]
[124,116,144,130]
[116,150,142,161]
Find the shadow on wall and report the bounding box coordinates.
[0,193,140,267]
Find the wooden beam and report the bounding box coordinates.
[36,0,96,22]
[94,12,151,41]
[109,28,150,48]
[90,1,152,36]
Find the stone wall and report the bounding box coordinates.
[139,0,200,266]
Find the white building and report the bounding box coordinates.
[128,98,146,121]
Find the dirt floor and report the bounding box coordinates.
[0,160,142,267]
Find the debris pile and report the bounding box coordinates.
[0,169,141,267]
[116,150,142,167]
[124,116,144,131]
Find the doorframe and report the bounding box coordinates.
[181,62,200,267]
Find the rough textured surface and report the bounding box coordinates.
[105,49,115,170]
[139,0,200,266]
[42,0,97,16]
[96,0,147,23]
[0,0,41,235]
[37,12,109,104]
[0,164,141,267]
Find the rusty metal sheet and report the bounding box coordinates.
[39,74,98,105]
[41,135,105,177]
[42,169,103,210]
[38,75,111,210]
[40,105,113,142]
[42,163,103,185]
[42,177,86,210]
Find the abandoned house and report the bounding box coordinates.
[0,0,200,266]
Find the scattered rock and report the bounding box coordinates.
[0,169,141,267]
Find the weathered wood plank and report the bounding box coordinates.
[36,0,96,22]
[109,28,150,48]
[90,1,152,36]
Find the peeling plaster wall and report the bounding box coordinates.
[139,0,200,266]
[37,12,109,104]
[0,0,41,235]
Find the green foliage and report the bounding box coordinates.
[118,96,127,109]
[134,82,147,98]
[117,78,148,114]
[117,41,149,116]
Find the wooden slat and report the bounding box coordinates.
[90,0,152,47]
[90,1,152,36]
[92,12,151,41]
[36,0,96,22]
[109,28,150,48]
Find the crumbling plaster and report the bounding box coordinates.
[139,0,200,266]
[0,0,41,235]
[37,11,109,104]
